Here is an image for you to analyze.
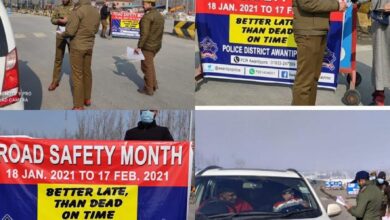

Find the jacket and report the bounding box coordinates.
[124,121,174,141]
[63,0,100,50]
[100,5,109,20]
[292,0,339,35]
[349,182,384,220]
[51,2,73,39]
[138,8,164,53]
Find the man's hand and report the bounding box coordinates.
[344,203,352,210]
[58,17,68,25]
[339,1,347,12]
[134,48,141,54]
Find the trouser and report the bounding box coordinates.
[292,34,327,105]
[51,37,69,84]
[70,48,93,108]
[108,16,112,36]
[101,19,108,37]
[141,50,158,93]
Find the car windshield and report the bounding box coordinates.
[0,17,9,56]
[195,175,322,219]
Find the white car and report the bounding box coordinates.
[195,167,342,220]
[0,1,24,110]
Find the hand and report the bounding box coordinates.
[385,3,390,12]
[344,203,352,210]
[134,48,141,54]
[58,17,68,25]
[339,1,347,12]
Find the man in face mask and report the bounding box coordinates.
[124,110,173,141]
[376,171,390,217]
[345,171,384,220]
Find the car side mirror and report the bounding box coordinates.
[327,204,342,217]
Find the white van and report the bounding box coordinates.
[0,1,24,110]
[195,167,342,220]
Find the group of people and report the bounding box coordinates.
[345,170,390,220]
[292,0,390,105]
[48,0,164,109]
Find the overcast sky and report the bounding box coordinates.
[195,110,390,172]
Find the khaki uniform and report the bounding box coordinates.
[63,0,100,108]
[349,183,384,220]
[138,7,164,94]
[50,2,73,85]
[292,0,339,105]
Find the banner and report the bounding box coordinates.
[0,137,190,220]
[347,183,360,196]
[196,0,345,90]
[111,11,143,38]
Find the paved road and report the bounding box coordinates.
[195,35,390,106]
[10,13,195,109]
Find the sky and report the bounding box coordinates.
[195,110,390,172]
[0,111,78,137]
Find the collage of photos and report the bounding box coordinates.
[1,0,390,219]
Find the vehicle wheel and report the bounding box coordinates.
[346,72,362,87]
[342,90,361,106]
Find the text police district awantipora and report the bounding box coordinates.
[0,138,190,186]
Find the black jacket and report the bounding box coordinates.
[100,5,109,20]
[124,121,174,141]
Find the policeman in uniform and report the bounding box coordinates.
[291,0,347,105]
[48,0,73,91]
[345,170,384,220]
[62,0,100,110]
[135,0,164,96]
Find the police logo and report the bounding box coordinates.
[2,214,13,220]
[199,37,218,61]
[322,47,336,71]
[233,56,240,63]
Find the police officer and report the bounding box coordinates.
[48,0,73,91]
[345,171,383,220]
[292,0,347,105]
[135,0,164,96]
[124,110,173,141]
[62,0,100,110]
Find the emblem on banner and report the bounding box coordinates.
[199,37,218,61]
[2,214,13,220]
[322,47,336,71]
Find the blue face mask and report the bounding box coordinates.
[140,111,155,123]
[378,178,385,184]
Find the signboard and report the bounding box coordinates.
[347,183,360,196]
[196,0,345,90]
[325,180,343,189]
[0,137,191,220]
[340,5,353,70]
[111,11,143,38]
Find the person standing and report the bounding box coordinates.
[62,0,100,110]
[345,171,383,220]
[135,0,164,96]
[291,0,347,105]
[100,1,109,38]
[108,3,117,37]
[370,0,390,105]
[124,110,174,141]
[376,171,390,217]
[48,0,73,91]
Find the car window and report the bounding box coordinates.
[0,18,9,56]
[196,176,322,219]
